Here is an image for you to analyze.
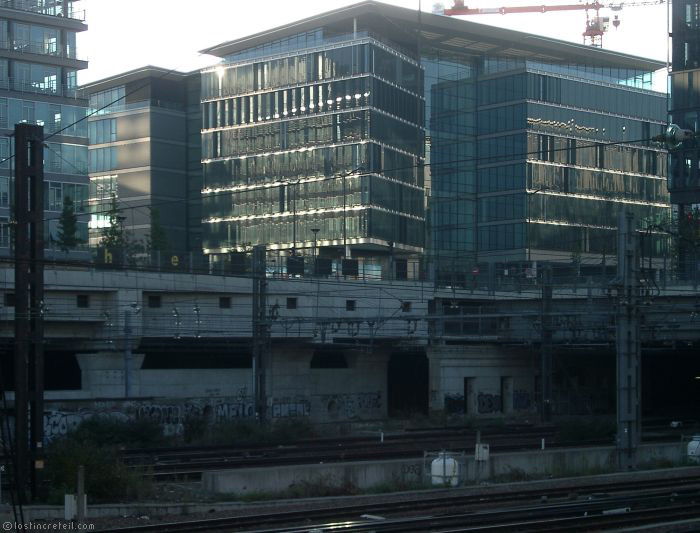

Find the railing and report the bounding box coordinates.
[0,39,87,61]
[0,0,86,21]
[0,77,83,99]
[87,99,186,116]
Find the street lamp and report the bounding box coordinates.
[311,228,320,260]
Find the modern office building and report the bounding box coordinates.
[198,1,669,278]
[81,67,202,256]
[669,0,700,274]
[0,0,89,255]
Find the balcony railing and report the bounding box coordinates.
[0,77,82,99]
[0,39,87,61]
[0,1,86,21]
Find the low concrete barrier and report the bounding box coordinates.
[202,442,683,494]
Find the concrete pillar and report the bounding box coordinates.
[265,345,390,422]
[75,352,144,398]
[426,345,536,418]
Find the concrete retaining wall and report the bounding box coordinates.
[202,442,684,494]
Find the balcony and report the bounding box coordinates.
[0,77,83,99]
[0,0,85,21]
[1,39,87,61]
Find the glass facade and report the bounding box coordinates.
[476,63,668,263]
[669,0,700,206]
[0,3,88,252]
[201,8,669,272]
[85,71,202,255]
[201,38,425,257]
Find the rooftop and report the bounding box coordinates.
[79,65,199,94]
[200,0,663,72]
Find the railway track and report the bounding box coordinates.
[99,471,700,532]
[122,427,681,480]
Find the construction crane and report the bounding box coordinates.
[443,0,665,47]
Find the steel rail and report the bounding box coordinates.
[99,473,700,533]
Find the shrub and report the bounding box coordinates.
[69,416,168,449]
[44,435,150,504]
[187,417,318,447]
[42,417,165,503]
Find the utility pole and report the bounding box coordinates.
[615,211,641,469]
[14,123,45,501]
[540,264,553,423]
[251,245,267,423]
[123,309,131,398]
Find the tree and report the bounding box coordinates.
[145,208,169,256]
[56,196,81,252]
[99,194,142,264]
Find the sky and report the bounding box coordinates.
[77,0,671,90]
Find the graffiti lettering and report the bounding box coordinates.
[513,389,532,411]
[477,393,502,414]
[401,464,422,475]
[269,397,310,418]
[321,392,382,420]
[444,393,465,415]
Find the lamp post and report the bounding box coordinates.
[311,228,320,260]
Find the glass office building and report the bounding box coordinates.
[200,1,669,275]
[0,0,88,255]
[669,2,700,206]
[82,67,202,255]
[201,28,425,276]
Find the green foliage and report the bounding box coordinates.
[69,417,168,449]
[186,417,317,447]
[56,196,81,252]
[44,417,165,504]
[98,194,143,264]
[144,207,170,257]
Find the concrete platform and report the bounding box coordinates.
[202,442,684,494]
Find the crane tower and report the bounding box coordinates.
[443,0,665,47]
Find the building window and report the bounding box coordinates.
[219,296,231,309]
[0,217,9,247]
[89,146,117,173]
[0,98,7,128]
[89,86,126,116]
[88,118,116,145]
[3,293,14,307]
[286,297,297,309]
[76,295,90,308]
[148,295,162,308]
[0,177,8,206]
[346,299,356,311]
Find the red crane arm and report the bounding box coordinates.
[444,2,604,16]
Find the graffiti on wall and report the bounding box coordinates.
[444,393,465,415]
[477,392,502,414]
[43,396,256,441]
[269,396,311,418]
[44,408,129,440]
[42,389,384,441]
[321,392,382,419]
[513,389,533,411]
